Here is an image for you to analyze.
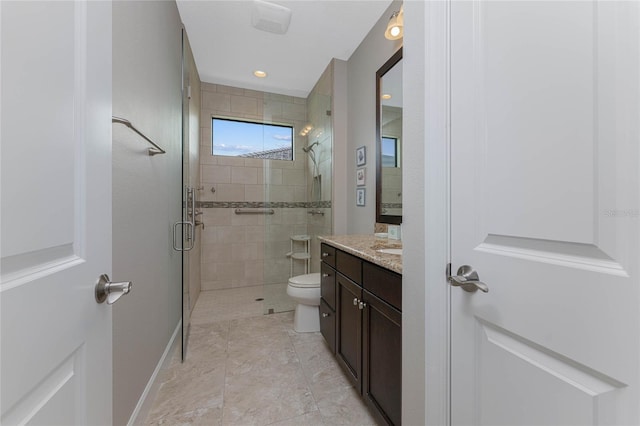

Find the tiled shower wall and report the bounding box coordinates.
[306,62,334,272]
[199,83,311,291]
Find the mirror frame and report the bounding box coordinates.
[376,47,403,225]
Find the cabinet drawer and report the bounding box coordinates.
[321,262,336,310]
[336,250,362,285]
[319,299,336,354]
[363,262,402,311]
[320,243,336,268]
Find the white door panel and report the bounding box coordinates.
[451,1,639,424]
[1,1,112,424]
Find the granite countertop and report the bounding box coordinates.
[318,234,403,275]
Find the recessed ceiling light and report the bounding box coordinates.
[254,70,267,78]
[382,94,392,100]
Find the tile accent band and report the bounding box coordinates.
[198,201,332,209]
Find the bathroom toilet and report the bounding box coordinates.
[286,272,321,332]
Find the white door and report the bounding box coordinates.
[1,1,113,424]
[450,1,640,425]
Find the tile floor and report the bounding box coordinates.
[145,289,377,426]
[190,284,295,326]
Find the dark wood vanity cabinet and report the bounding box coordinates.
[320,243,402,426]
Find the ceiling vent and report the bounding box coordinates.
[251,0,292,35]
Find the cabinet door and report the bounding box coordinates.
[336,273,362,392]
[363,290,402,426]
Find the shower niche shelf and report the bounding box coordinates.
[287,234,311,276]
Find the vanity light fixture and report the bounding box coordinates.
[384,7,404,40]
[253,70,267,78]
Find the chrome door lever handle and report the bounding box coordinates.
[95,274,132,304]
[448,265,489,293]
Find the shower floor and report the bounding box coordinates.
[190,283,295,325]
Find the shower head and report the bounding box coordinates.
[302,141,319,153]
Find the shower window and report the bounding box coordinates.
[211,117,294,160]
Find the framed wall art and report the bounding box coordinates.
[356,146,366,166]
[356,188,366,206]
[356,167,366,186]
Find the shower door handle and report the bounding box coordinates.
[172,221,194,251]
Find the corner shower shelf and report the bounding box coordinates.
[287,235,311,276]
[288,252,311,260]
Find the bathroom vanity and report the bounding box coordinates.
[318,236,402,426]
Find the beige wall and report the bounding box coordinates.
[346,1,403,234]
[199,84,311,290]
[199,84,308,206]
[198,64,335,289]
[112,2,183,425]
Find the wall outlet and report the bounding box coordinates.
[388,225,401,240]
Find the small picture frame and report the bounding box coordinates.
[356,188,366,206]
[356,146,366,166]
[356,167,366,186]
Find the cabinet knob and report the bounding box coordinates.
[353,297,359,306]
[359,301,367,310]
[322,252,329,257]
[322,273,330,278]
[322,312,330,318]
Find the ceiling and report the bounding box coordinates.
[176,0,394,98]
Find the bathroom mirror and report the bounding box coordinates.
[376,48,403,224]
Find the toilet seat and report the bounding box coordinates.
[288,272,320,288]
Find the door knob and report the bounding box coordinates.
[448,265,489,293]
[95,274,132,304]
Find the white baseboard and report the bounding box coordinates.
[127,320,182,426]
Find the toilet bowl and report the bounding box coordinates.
[286,272,321,332]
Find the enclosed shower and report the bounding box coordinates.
[192,61,335,322]
[262,62,334,314]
